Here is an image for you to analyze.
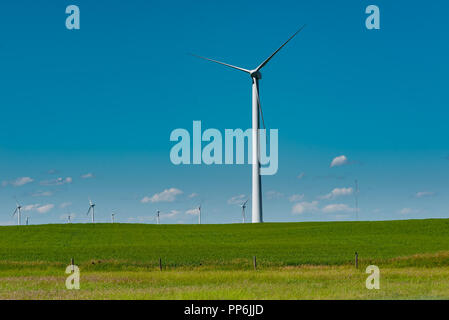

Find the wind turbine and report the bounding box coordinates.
[111,211,116,223]
[240,200,248,223]
[86,198,95,223]
[66,208,72,224]
[26,216,30,226]
[12,199,22,226]
[156,210,160,225]
[198,204,202,225]
[193,25,306,223]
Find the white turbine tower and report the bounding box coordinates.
[12,199,22,226]
[156,210,160,225]
[240,200,248,223]
[26,216,30,226]
[198,204,202,225]
[111,212,116,223]
[193,25,305,223]
[86,198,95,223]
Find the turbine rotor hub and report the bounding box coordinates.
[250,70,262,79]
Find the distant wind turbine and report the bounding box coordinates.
[12,199,22,226]
[240,200,248,223]
[156,210,160,225]
[198,204,202,225]
[25,216,30,226]
[66,209,73,224]
[86,198,96,223]
[111,211,116,223]
[192,25,306,223]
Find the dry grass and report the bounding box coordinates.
[1,265,448,300]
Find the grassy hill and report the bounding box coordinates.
[1,219,449,299]
[1,219,448,270]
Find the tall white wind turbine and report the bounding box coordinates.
[26,216,30,226]
[198,204,202,225]
[86,198,96,223]
[156,210,160,225]
[240,200,248,223]
[12,199,22,226]
[111,212,116,223]
[193,25,305,223]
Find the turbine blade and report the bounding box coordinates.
[86,207,91,216]
[12,208,18,217]
[190,54,250,74]
[255,25,306,71]
[14,196,20,207]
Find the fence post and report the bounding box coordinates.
[159,257,162,271]
[253,256,257,270]
[355,252,358,269]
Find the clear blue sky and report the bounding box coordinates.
[0,0,448,225]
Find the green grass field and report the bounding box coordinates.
[0,219,448,299]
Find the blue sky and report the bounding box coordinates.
[0,0,448,225]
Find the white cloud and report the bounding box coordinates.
[266,190,283,200]
[32,191,53,197]
[40,177,72,186]
[141,197,151,203]
[292,201,318,215]
[399,207,421,215]
[186,207,200,215]
[60,202,72,208]
[81,173,94,179]
[141,188,183,203]
[227,194,247,205]
[128,216,154,223]
[161,210,181,218]
[414,191,435,198]
[320,187,353,200]
[330,155,348,167]
[22,203,54,214]
[3,177,34,187]
[322,203,353,213]
[37,204,54,214]
[289,194,305,202]
[188,193,199,199]
[23,204,40,211]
